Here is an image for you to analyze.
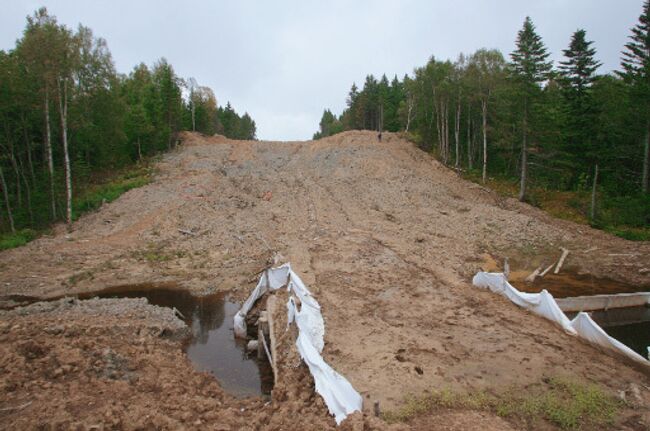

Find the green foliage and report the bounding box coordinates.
[72,167,152,220]
[602,194,650,227]
[215,102,256,140]
[313,109,344,139]
[510,17,553,88]
[315,4,650,237]
[0,8,256,237]
[0,229,38,250]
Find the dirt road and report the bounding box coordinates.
[1,131,649,429]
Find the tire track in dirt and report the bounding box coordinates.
[1,130,649,429]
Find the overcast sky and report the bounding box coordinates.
[1,1,644,141]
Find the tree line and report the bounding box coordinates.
[315,1,650,233]
[0,8,256,235]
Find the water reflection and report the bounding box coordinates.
[80,284,272,397]
[590,306,650,358]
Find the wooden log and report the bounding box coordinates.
[554,248,570,274]
[525,266,543,283]
[540,262,555,278]
[257,312,268,361]
[266,295,280,384]
[0,401,32,412]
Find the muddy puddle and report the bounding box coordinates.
[510,272,646,298]
[482,254,650,358]
[75,284,273,398]
[482,253,647,298]
[514,275,650,359]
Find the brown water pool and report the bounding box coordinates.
[77,285,274,398]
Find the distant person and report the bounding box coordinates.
[377,131,382,142]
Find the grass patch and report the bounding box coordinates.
[66,270,95,287]
[0,163,154,251]
[131,243,186,264]
[462,171,649,241]
[383,377,622,430]
[0,229,39,250]
[603,226,650,241]
[72,164,153,220]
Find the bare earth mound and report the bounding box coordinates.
[1,131,649,429]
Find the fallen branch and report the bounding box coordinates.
[0,401,32,412]
[525,266,543,283]
[172,307,185,320]
[540,262,556,278]
[554,248,570,274]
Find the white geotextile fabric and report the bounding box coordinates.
[473,272,649,366]
[473,272,576,334]
[570,311,648,365]
[234,263,362,425]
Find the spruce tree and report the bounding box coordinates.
[619,0,650,193]
[559,29,601,95]
[559,29,601,183]
[510,16,553,201]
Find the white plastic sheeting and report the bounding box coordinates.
[473,272,575,334]
[570,311,648,365]
[473,271,649,366]
[234,263,362,425]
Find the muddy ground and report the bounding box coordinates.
[1,131,650,430]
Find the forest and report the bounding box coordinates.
[314,2,650,239]
[0,8,256,243]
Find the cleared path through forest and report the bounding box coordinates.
[1,131,650,429]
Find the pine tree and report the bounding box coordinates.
[619,0,650,193]
[510,16,553,201]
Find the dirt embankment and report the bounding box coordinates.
[1,131,649,430]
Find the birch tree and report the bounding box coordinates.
[17,8,62,220]
[468,49,506,183]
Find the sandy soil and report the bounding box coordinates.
[1,131,650,430]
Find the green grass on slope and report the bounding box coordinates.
[0,164,153,251]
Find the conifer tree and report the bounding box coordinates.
[559,29,601,95]
[619,0,650,193]
[510,16,553,201]
[559,29,601,185]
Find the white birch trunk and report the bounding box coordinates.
[482,98,488,184]
[518,99,528,202]
[442,100,449,165]
[433,85,441,154]
[44,85,56,220]
[57,77,72,225]
[454,96,461,170]
[590,164,599,220]
[467,102,472,170]
[405,96,413,133]
[0,165,15,233]
[7,144,21,207]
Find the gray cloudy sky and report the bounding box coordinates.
[1,1,644,140]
